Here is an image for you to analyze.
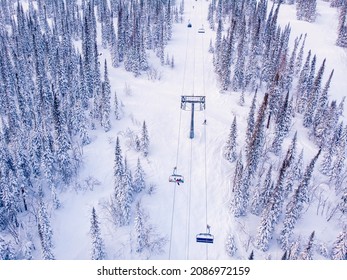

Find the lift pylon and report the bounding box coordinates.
[181,96,206,139]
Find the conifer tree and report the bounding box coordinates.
[224,116,238,162]
[299,231,315,260]
[133,158,146,193]
[271,91,292,155]
[296,50,311,113]
[247,93,268,175]
[134,201,147,253]
[37,199,54,260]
[295,33,307,76]
[141,121,150,157]
[331,228,347,260]
[330,126,347,187]
[288,237,301,260]
[101,61,111,132]
[251,165,273,216]
[90,207,106,260]
[231,154,247,217]
[225,233,237,257]
[303,58,326,128]
[114,91,122,120]
[337,1,347,47]
[245,90,257,156]
[280,150,320,250]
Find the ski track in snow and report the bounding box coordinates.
[51,0,347,260]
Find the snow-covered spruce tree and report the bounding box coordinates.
[133,158,146,193]
[312,69,334,144]
[110,137,131,227]
[283,132,298,198]
[303,58,326,128]
[337,1,347,48]
[101,60,111,132]
[295,50,312,114]
[114,91,122,120]
[280,150,321,251]
[90,207,106,260]
[134,201,147,254]
[299,231,315,260]
[134,200,167,256]
[255,143,295,251]
[220,22,236,91]
[208,38,214,53]
[225,233,237,257]
[213,18,223,76]
[141,121,150,157]
[231,153,247,217]
[232,19,246,92]
[251,165,273,216]
[271,91,293,155]
[330,125,347,188]
[295,33,307,76]
[293,149,304,181]
[224,116,238,162]
[248,250,254,260]
[288,237,301,260]
[245,90,257,156]
[0,237,15,260]
[331,227,347,260]
[306,54,317,106]
[320,144,333,176]
[37,199,54,260]
[255,204,276,252]
[331,0,345,8]
[247,93,268,176]
[114,137,124,177]
[123,157,134,203]
[296,0,317,22]
[282,36,301,93]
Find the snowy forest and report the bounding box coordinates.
[0,0,346,260]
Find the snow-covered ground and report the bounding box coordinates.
[47,0,346,260]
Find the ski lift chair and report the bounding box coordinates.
[196,233,214,243]
[169,167,184,184]
[187,22,192,28]
[196,225,214,243]
[198,27,205,33]
[169,174,184,184]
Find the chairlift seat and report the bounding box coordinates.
[196,233,214,243]
[198,28,205,33]
[188,23,192,28]
[169,174,184,184]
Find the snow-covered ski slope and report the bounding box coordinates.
[51,0,346,260]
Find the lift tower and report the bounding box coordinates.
[181,96,206,139]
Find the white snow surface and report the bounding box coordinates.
[46,0,346,260]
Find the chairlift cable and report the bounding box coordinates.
[186,139,193,260]
[169,13,191,259]
[186,2,198,260]
[200,0,209,260]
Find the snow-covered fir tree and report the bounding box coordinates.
[90,207,106,260]
[331,227,347,260]
[101,60,111,132]
[133,158,146,193]
[296,0,317,22]
[37,199,54,260]
[225,233,237,257]
[223,116,238,162]
[299,231,315,260]
[337,1,347,47]
[141,121,150,157]
[280,150,321,250]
